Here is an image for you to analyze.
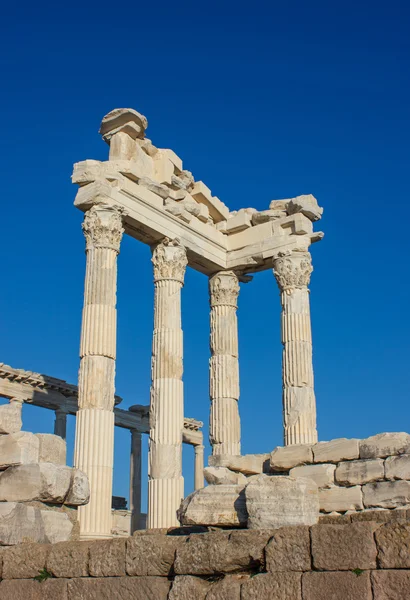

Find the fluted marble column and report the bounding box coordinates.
[54,408,67,440]
[130,429,142,533]
[273,250,318,445]
[209,271,241,455]
[148,238,187,529]
[194,444,205,490]
[74,203,124,539]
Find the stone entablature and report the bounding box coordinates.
[0,521,409,598]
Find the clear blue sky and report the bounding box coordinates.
[1,0,409,508]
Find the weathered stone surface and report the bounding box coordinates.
[371,570,410,600]
[363,480,410,508]
[270,444,313,471]
[302,571,372,600]
[47,541,90,578]
[0,431,39,469]
[360,432,410,459]
[178,485,247,527]
[206,575,244,600]
[313,438,359,463]
[0,503,45,545]
[375,523,410,568]
[0,579,68,600]
[0,401,22,434]
[350,507,408,524]
[290,464,335,489]
[385,454,410,480]
[246,475,319,529]
[88,538,126,576]
[335,458,384,485]
[208,454,269,475]
[265,526,311,571]
[2,543,50,578]
[319,512,352,524]
[67,577,170,599]
[241,573,302,600]
[175,530,272,575]
[35,433,66,465]
[126,534,185,576]
[0,463,71,503]
[287,194,323,221]
[204,466,247,485]
[319,485,363,512]
[311,523,377,570]
[169,576,212,600]
[41,510,73,543]
[66,469,90,505]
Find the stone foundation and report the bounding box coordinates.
[0,518,409,598]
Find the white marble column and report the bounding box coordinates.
[209,271,241,455]
[273,250,318,445]
[129,429,142,533]
[74,203,124,539]
[194,444,205,490]
[148,238,187,529]
[54,408,67,440]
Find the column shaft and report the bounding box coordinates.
[209,271,241,455]
[148,238,187,529]
[130,430,142,533]
[194,444,205,490]
[74,204,124,539]
[273,250,318,445]
[54,409,67,440]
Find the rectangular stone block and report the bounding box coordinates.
[0,401,22,434]
[178,485,247,527]
[67,577,171,599]
[0,431,39,469]
[208,454,269,475]
[35,433,66,465]
[126,534,185,576]
[0,463,72,503]
[2,543,50,578]
[89,538,126,577]
[363,480,410,508]
[371,570,410,600]
[0,579,68,599]
[168,575,212,599]
[311,523,377,570]
[350,508,408,524]
[241,573,302,600]
[302,571,372,600]
[375,523,410,568]
[289,464,335,489]
[319,485,363,512]
[47,541,90,578]
[385,454,410,480]
[265,526,311,571]
[335,458,384,485]
[270,444,313,471]
[206,575,244,600]
[360,432,410,459]
[313,438,359,463]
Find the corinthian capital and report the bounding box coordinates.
[209,271,240,307]
[273,251,313,292]
[152,238,188,283]
[82,204,125,252]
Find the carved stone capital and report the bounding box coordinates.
[209,271,240,307]
[152,238,188,283]
[273,251,313,292]
[82,204,125,252]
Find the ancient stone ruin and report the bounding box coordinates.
[1,107,409,598]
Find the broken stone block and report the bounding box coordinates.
[225,212,252,234]
[35,433,66,465]
[287,194,323,221]
[245,475,319,529]
[100,108,148,141]
[319,485,363,513]
[208,454,269,475]
[204,466,247,485]
[153,150,174,184]
[0,400,22,434]
[313,438,359,463]
[138,176,170,198]
[0,431,39,469]
[0,463,71,503]
[191,181,230,223]
[289,464,336,489]
[251,209,287,225]
[66,469,90,505]
[162,148,183,172]
[270,444,313,471]
[178,485,247,527]
[359,432,410,459]
[335,458,385,486]
[385,454,410,480]
[363,480,410,508]
[269,199,290,211]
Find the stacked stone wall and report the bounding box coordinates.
[0,519,409,598]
